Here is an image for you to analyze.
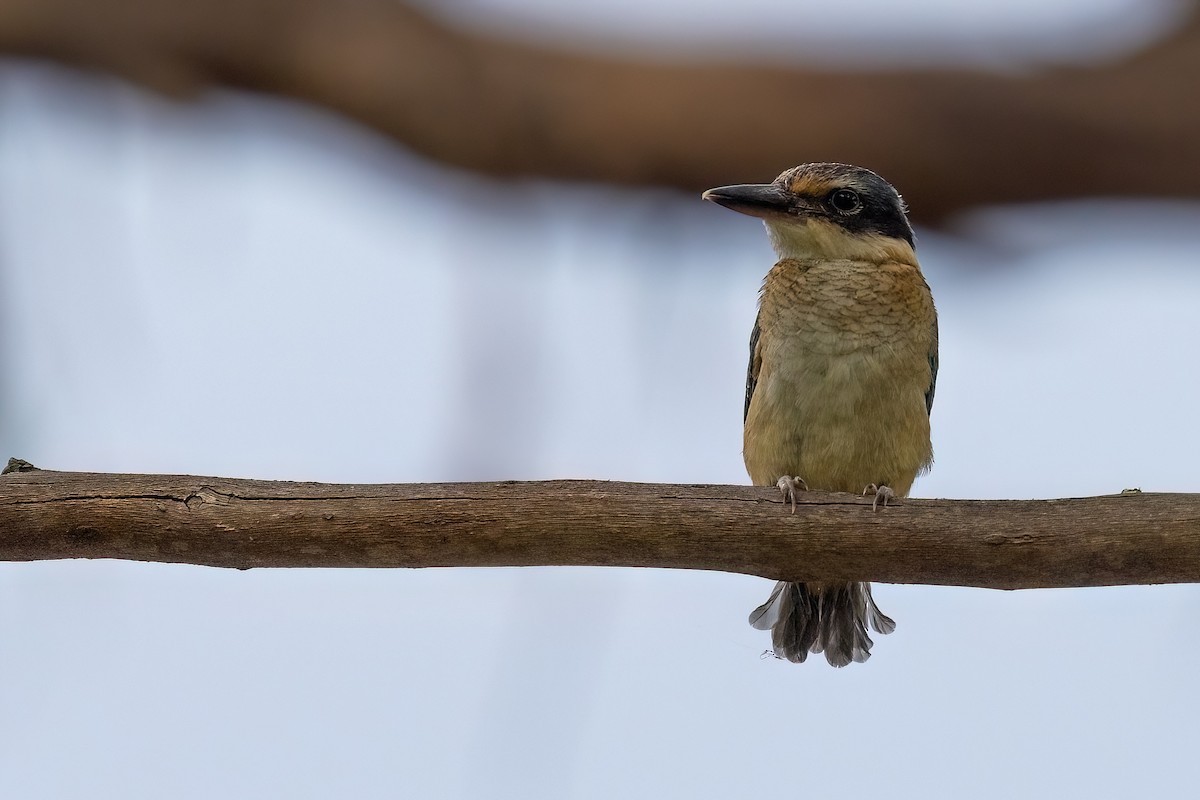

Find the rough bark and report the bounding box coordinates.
[1,0,1199,221]
[2,466,1196,589]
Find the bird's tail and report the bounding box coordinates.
[749,581,895,667]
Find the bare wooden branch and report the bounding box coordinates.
[1,0,1200,221]
[1,468,1197,589]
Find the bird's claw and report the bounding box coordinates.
[862,483,895,512]
[776,476,808,513]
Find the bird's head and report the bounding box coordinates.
[702,163,915,263]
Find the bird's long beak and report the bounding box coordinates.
[702,183,791,219]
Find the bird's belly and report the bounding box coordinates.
[743,349,931,495]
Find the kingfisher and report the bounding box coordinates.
[703,163,938,666]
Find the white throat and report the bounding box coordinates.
[764,217,916,265]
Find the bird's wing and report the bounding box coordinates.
[745,313,763,422]
[925,315,939,415]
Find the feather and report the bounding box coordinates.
[753,581,892,666]
[744,315,762,422]
[748,580,784,630]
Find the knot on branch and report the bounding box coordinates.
[3,457,39,474]
[184,487,232,509]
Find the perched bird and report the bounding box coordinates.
[703,163,937,666]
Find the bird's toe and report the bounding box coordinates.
[776,475,808,513]
[862,483,895,512]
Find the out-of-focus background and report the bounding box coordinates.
[2,1,1199,797]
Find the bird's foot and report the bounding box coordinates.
[862,483,895,512]
[776,476,808,513]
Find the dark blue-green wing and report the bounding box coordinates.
[926,316,939,415]
[745,315,762,422]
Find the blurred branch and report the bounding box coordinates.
[2,468,1198,589]
[0,0,1199,221]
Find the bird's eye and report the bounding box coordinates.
[829,189,862,213]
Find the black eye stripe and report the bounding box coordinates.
[775,164,914,245]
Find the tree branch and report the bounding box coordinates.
[1,0,1200,221]
[2,467,1197,589]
